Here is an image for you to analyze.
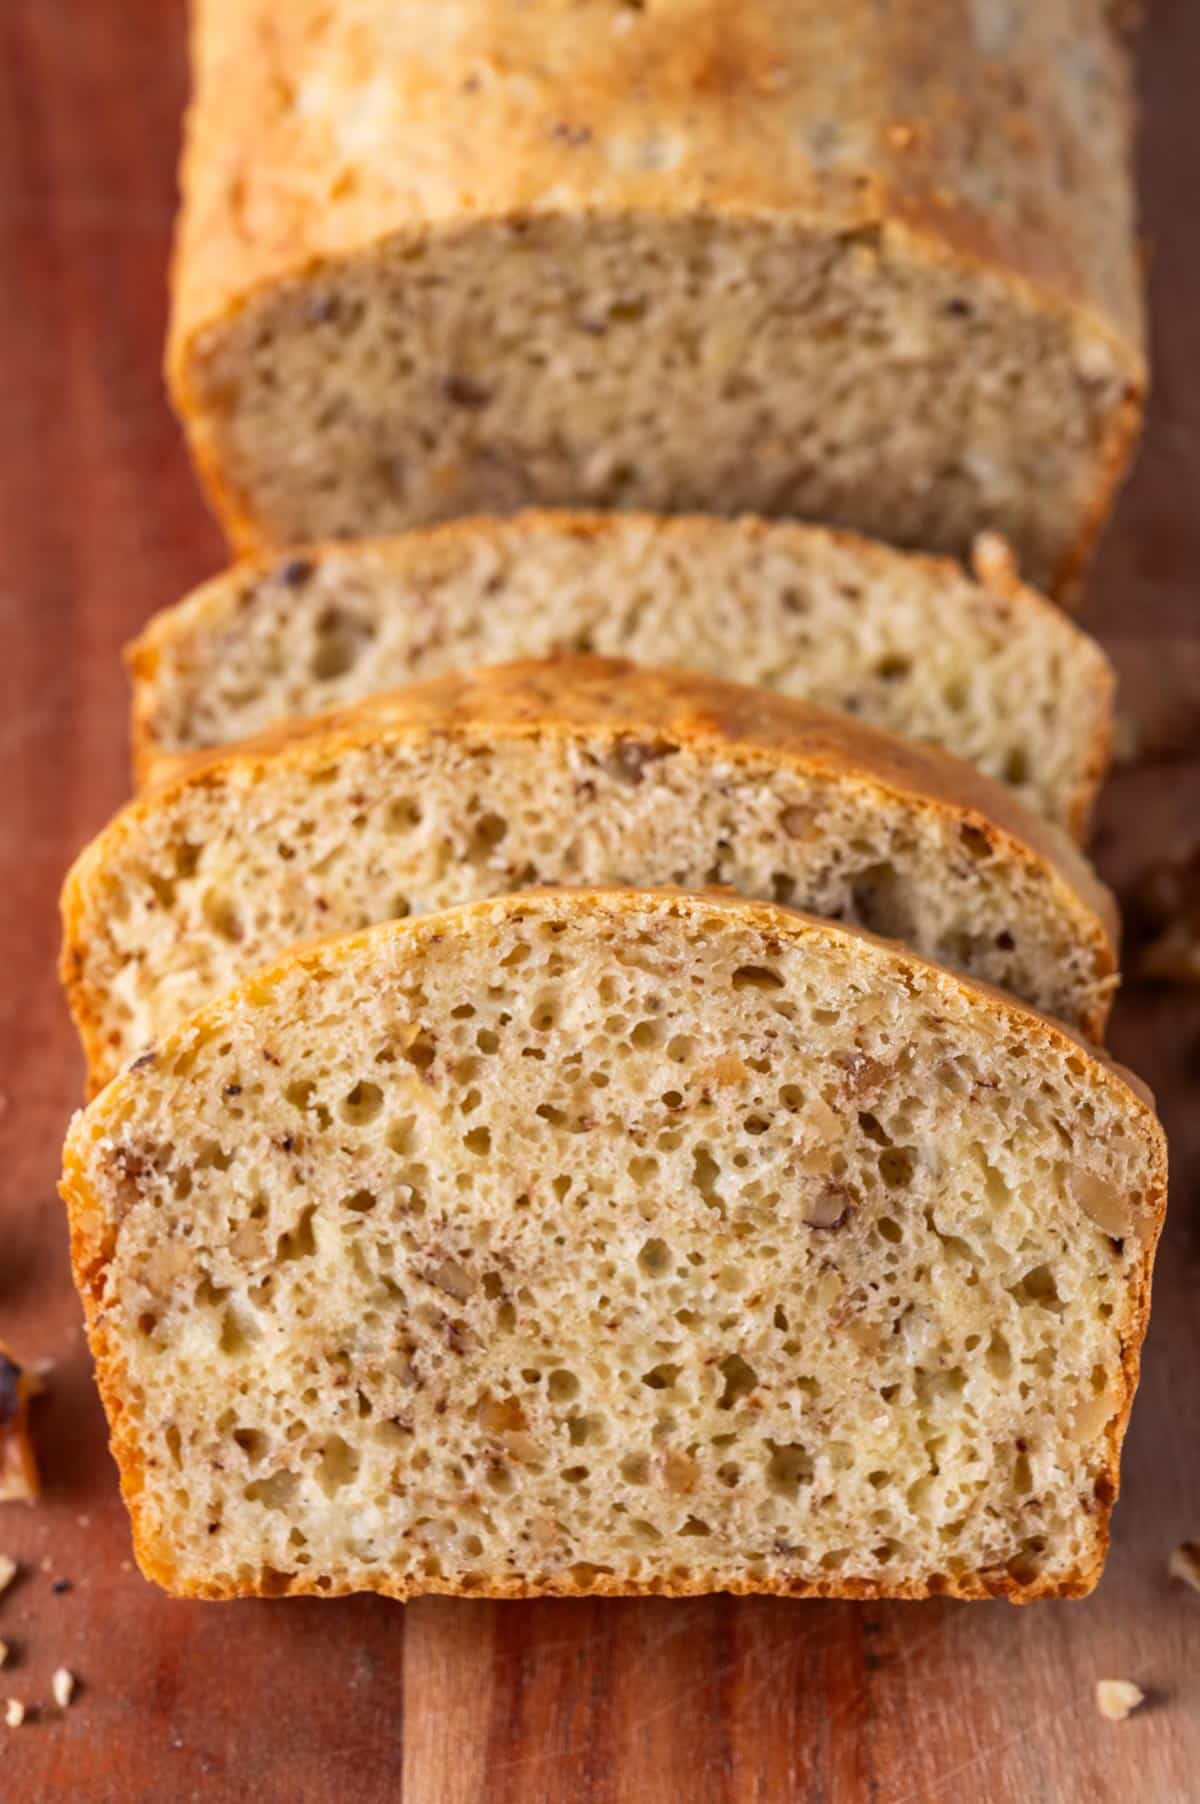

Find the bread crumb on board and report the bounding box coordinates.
[1096,1680,1145,1722]
[1168,1541,1200,1593]
[0,1551,85,1715]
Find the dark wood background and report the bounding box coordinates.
[2,5,1199,1799]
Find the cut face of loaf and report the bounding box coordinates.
[62,657,1118,1091]
[169,3,1143,594]
[60,889,1167,1603]
[127,513,1115,836]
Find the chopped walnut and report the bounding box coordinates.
[839,1051,890,1097]
[4,1697,24,1729]
[803,1183,852,1230]
[0,1345,40,1503]
[0,1556,16,1596]
[526,1515,559,1550]
[1168,1540,1200,1594]
[51,1668,75,1710]
[780,804,816,839]
[1096,1679,1144,1721]
[607,737,674,786]
[0,1642,8,1668]
[1069,1169,1135,1241]
[425,1258,474,1303]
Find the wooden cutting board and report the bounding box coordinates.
[2,5,1199,1799]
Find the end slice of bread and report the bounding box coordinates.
[63,657,1118,1091]
[126,513,1114,836]
[60,889,1167,1603]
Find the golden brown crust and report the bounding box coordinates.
[59,886,1168,1604]
[126,511,1117,839]
[123,1561,1096,1605]
[63,655,1119,1094]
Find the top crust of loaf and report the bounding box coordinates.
[59,888,1167,1604]
[125,512,1116,838]
[172,1,1143,371]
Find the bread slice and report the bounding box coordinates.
[63,657,1118,1091]
[59,888,1167,1603]
[127,513,1115,837]
[169,2,1144,593]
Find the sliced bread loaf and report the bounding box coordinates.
[169,2,1143,592]
[59,888,1167,1602]
[63,657,1118,1091]
[127,513,1115,836]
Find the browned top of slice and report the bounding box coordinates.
[124,514,1117,844]
[136,652,1118,948]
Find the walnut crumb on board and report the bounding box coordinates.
[1168,1541,1200,1593]
[51,1668,75,1710]
[0,1641,7,1667]
[0,1345,42,1502]
[1096,1680,1145,1721]
[0,1556,16,1596]
[5,1697,25,1728]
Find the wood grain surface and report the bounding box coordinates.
[2,5,1199,1800]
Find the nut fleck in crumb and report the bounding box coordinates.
[0,1556,16,1597]
[1168,1540,1200,1594]
[51,1579,72,1596]
[1096,1679,1145,1721]
[5,1697,25,1729]
[51,1668,75,1710]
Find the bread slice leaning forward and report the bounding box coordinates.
[60,888,1167,1603]
[127,512,1115,837]
[62,657,1119,1092]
